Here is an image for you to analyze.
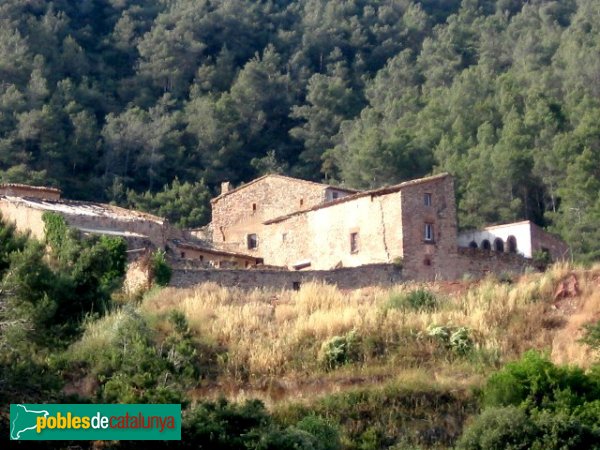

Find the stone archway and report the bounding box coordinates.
[494,238,504,252]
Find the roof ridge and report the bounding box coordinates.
[264,173,451,225]
[211,174,358,203]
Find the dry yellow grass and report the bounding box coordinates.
[140,263,600,393]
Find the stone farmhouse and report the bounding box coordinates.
[0,175,570,288]
[209,173,568,280]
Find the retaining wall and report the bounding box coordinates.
[170,263,404,291]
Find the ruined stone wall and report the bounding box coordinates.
[0,199,47,239]
[173,246,258,268]
[0,186,60,201]
[65,213,169,248]
[444,248,534,279]
[170,264,404,291]
[530,224,570,261]
[259,190,404,270]
[400,176,459,281]
[210,176,328,254]
[169,249,534,290]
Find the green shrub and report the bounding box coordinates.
[482,351,600,412]
[457,406,539,450]
[151,250,172,286]
[580,320,600,352]
[532,250,552,268]
[319,330,360,370]
[450,327,473,356]
[296,415,341,450]
[182,398,271,449]
[427,325,473,355]
[257,427,320,450]
[457,407,600,450]
[385,289,439,312]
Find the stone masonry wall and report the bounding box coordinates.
[399,175,459,281]
[447,248,534,279]
[210,176,328,255]
[260,190,404,270]
[169,249,533,291]
[170,264,404,291]
[530,223,570,261]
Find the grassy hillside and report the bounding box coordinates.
[54,263,600,448]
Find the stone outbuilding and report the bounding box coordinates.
[458,220,569,262]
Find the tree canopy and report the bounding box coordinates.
[0,0,597,259]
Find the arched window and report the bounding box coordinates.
[482,239,491,251]
[469,241,478,249]
[494,238,504,252]
[507,236,517,253]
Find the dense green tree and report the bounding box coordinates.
[0,0,598,260]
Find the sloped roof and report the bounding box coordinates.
[211,174,358,204]
[0,195,165,224]
[264,173,451,225]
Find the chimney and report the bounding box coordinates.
[221,181,231,195]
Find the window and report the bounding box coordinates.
[332,191,339,200]
[292,281,301,291]
[350,232,359,253]
[252,203,257,212]
[424,223,434,242]
[469,241,478,249]
[199,255,204,262]
[424,193,432,206]
[180,251,186,258]
[300,198,304,207]
[247,233,258,249]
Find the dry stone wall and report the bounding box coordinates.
[171,264,404,290]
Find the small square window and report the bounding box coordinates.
[350,232,359,253]
[424,193,432,206]
[332,191,339,200]
[199,255,204,262]
[424,223,434,242]
[180,251,186,258]
[247,233,258,249]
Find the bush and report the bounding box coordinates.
[580,320,600,352]
[427,325,474,356]
[482,351,600,412]
[532,250,552,268]
[457,406,536,450]
[296,415,341,450]
[385,289,439,312]
[457,407,600,450]
[182,398,271,449]
[257,427,320,450]
[151,250,172,286]
[319,330,360,370]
